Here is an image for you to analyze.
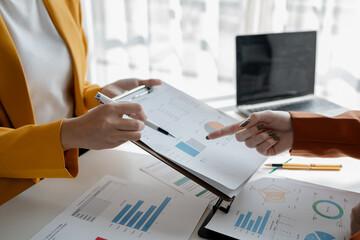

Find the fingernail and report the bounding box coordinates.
[273,136,280,141]
[268,130,275,136]
[257,124,265,130]
[240,120,249,127]
[206,136,209,140]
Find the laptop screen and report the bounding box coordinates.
[236,31,316,105]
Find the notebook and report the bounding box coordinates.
[236,31,347,117]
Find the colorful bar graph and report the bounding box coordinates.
[258,210,271,234]
[252,216,263,233]
[119,200,144,225]
[234,210,271,235]
[142,197,171,232]
[134,206,156,230]
[126,211,143,227]
[176,142,200,157]
[240,211,252,228]
[112,204,131,223]
[235,214,245,227]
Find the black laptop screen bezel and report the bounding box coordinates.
[236,31,317,105]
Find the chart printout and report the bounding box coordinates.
[30,176,208,240]
[140,160,218,206]
[127,83,267,194]
[206,177,359,240]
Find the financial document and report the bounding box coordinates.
[127,83,267,197]
[206,177,359,239]
[140,160,218,207]
[30,176,208,240]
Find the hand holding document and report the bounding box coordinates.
[95,91,176,138]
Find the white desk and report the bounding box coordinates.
[1,143,360,240]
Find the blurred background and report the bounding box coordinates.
[81,0,360,110]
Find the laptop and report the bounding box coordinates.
[236,31,347,117]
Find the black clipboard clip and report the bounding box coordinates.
[112,85,153,102]
[197,197,235,239]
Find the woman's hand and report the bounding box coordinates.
[61,102,147,150]
[60,78,162,150]
[351,202,360,236]
[100,78,162,98]
[206,110,294,156]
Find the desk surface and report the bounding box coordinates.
[1,143,360,240]
[0,146,211,240]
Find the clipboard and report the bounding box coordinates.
[98,85,235,201]
[96,83,268,239]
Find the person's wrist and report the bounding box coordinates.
[60,118,79,151]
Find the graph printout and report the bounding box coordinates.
[30,176,208,240]
[127,83,267,196]
[140,160,218,206]
[206,177,360,240]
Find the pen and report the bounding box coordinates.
[265,163,342,171]
[95,92,176,138]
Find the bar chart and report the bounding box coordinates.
[234,210,271,234]
[206,177,360,240]
[30,176,209,240]
[175,138,206,157]
[111,197,172,232]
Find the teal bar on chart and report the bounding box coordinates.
[112,204,131,223]
[240,212,252,229]
[119,200,144,225]
[258,210,271,234]
[176,142,200,157]
[126,211,143,228]
[252,216,263,233]
[246,220,254,231]
[235,214,245,227]
[142,197,171,232]
[134,205,156,230]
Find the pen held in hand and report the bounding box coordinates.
[95,92,176,138]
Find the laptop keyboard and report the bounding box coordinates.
[246,97,344,114]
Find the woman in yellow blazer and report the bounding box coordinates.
[0,0,160,205]
[207,110,360,239]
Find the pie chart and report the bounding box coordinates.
[204,122,224,134]
[304,231,335,240]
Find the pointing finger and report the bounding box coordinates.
[206,122,243,140]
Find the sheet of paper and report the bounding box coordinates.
[30,175,208,240]
[128,83,267,192]
[206,177,359,239]
[262,154,360,193]
[140,160,218,207]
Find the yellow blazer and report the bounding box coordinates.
[0,0,101,205]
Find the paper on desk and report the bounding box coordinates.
[30,175,208,240]
[206,176,359,239]
[129,83,267,196]
[262,154,360,193]
[140,160,218,207]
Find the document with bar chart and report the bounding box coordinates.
[205,177,360,240]
[127,83,267,198]
[30,175,208,240]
